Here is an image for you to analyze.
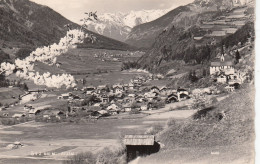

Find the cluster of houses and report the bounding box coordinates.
[5,74,190,121]
[210,53,248,92]
[93,51,144,62]
[55,75,190,119]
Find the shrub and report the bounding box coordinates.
[121,61,141,70]
[166,118,177,127]
[15,48,33,59]
[63,146,126,164]
[63,152,96,164]
[96,146,126,164]
[189,92,212,111]
[145,124,164,135]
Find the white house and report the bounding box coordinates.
[107,104,120,112]
[128,82,135,90]
[114,86,124,94]
[86,86,96,95]
[217,75,227,83]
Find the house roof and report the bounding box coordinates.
[194,36,203,40]
[124,135,155,146]
[12,113,25,118]
[160,86,167,90]
[211,61,233,66]
[211,54,234,66]
[29,109,41,114]
[151,86,159,90]
[177,88,187,92]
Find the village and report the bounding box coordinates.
[0,0,256,163]
[0,45,252,125]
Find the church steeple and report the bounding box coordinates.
[220,53,225,62]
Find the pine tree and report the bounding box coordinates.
[235,50,241,63]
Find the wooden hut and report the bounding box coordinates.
[124,135,160,162]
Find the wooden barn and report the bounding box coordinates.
[124,135,160,162]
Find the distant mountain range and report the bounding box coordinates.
[85,9,171,42]
[0,0,134,50]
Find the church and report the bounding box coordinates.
[210,54,235,75]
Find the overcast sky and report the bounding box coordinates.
[31,0,194,23]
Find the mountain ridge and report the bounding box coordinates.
[125,0,254,48]
[0,0,134,51]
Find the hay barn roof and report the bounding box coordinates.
[124,135,155,146]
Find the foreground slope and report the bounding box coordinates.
[137,85,254,164]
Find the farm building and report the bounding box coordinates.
[128,82,135,90]
[24,104,33,111]
[217,74,228,83]
[140,105,148,111]
[194,36,203,40]
[85,86,96,95]
[123,103,132,112]
[166,94,178,103]
[12,113,26,118]
[107,104,120,112]
[124,135,160,162]
[42,110,65,120]
[177,88,190,101]
[100,94,110,103]
[58,93,70,100]
[28,109,41,117]
[113,85,124,94]
[150,86,160,93]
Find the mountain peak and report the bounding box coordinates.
[85,9,171,41]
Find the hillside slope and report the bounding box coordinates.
[0,0,134,51]
[0,0,78,47]
[125,0,254,48]
[136,85,254,164]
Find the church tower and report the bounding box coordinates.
[220,53,225,62]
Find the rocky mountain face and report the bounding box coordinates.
[0,0,134,50]
[0,0,79,47]
[125,0,254,48]
[85,9,170,42]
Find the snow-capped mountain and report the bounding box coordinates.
[85,9,171,41]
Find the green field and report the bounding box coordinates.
[0,87,25,105]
